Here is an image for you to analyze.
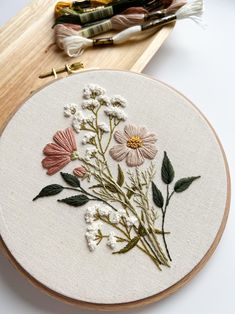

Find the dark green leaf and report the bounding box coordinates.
[113,236,140,254]
[152,182,164,208]
[58,194,89,207]
[89,184,103,189]
[174,176,201,193]
[33,184,63,201]
[117,164,125,187]
[161,151,175,184]
[60,172,80,187]
[138,224,146,237]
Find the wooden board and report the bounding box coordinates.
[0,0,174,134]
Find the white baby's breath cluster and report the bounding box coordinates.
[84,204,137,251]
[82,133,95,145]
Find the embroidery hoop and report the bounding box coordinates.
[0,70,230,310]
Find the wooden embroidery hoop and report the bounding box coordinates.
[0,70,231,311]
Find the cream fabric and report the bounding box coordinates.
[0,70,228,304]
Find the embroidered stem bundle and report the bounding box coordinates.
[58,0,203,57]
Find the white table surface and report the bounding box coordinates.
[0,0,234,313]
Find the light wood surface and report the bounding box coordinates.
[0,0,174,134]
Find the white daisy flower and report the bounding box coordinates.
[64,103,80,117]
[104,106,127,121]
[98,122,110,133]
[111,95,127,108]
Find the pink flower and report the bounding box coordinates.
[109,124,157,167]
[73,166,86,177]
[42,128,78,175]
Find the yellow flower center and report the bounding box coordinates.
[127,136,143,149]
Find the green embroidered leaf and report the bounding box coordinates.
[60,172,80,187]
[126,189,134,199]
[105,183,119,193]
[152,182,164,208]
[138,225,170,237]
[113,237,140,254]
[89,184,103,189]
[33,184,63,201]
[161,151,175,184]
[58,194,89,206]
[174,176,201,193]
[117,164,125,187]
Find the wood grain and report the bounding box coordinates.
[0,0,174,134]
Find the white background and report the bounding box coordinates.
[0,0,234,313]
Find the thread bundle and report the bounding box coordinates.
[54,0,203,57]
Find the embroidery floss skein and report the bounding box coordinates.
[54,0,172,25]
[55,0,186,41]
[60,0,203,57]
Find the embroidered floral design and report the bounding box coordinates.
[33,84,201,271]
[109,124,157,167]
[42,128,78,175]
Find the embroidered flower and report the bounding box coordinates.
[110,95,127,108]
[85,147,97,161]
[64,103,79,117]
[97,206,111,217]
[84,206,97,223]
[109,212,121,224]
[83,84,106,99]
[109,124,157,167]
[82,99,99,110]
[107,231,117,250]
[98,122,109,133]
[104,106,127,121]
[125,216,138,227]
[97,95,110,106]
[82,133,95,145]
[73,166,86,177]
[42,128,78,175]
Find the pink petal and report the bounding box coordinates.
[73,166,86,177]
[114,130,127,144]
[140,144,157,159]
[142,133,157,144]
[124,124,139,138]
[126,149,144,167]
[53,128,77,153]
[109,144,129,161]
[43,143,70,156]
[42,155,71,175]
[138,126,148,138]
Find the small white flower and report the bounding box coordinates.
[87,221,103,232]
[104,106,127,121]
[111,95,127,108]
[74,110,85,121]
[85,231,96,241]
[82,99,99,110]
[83,84,106,99]
[107,231,117,250]
[84,115,95,123]
[64,103,80,117]
[98,122,110,133]
[87,240,97,252]
[117,208,126,217]
[72,117,82,133]
[82,133,95,145]
[109,212,121,224]
[84,206,97,223]
[98,206,111,217]
[125,216,138,227]
[97,95,110,106]
[85,147,97,161]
